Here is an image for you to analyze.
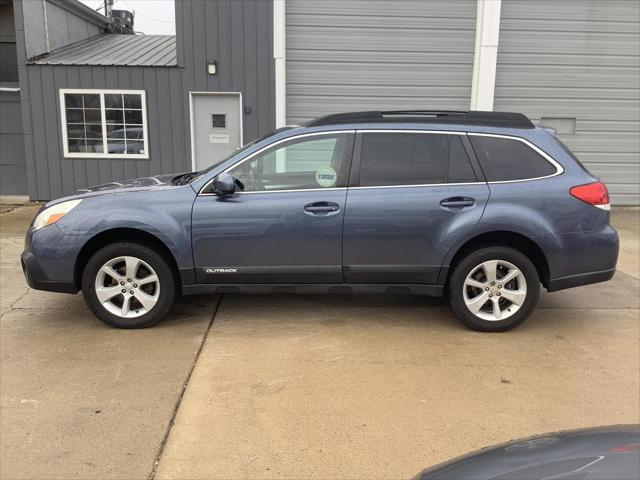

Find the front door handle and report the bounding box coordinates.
[440,197,475,209]
[304,201,340,215]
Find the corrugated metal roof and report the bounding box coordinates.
[28,35,177,67]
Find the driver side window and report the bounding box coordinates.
[229,133,354,192]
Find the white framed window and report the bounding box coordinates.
[59,89,149,159]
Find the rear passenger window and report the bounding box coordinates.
[359,133,476,187]
[449,135,477,183]
[469,135,557,181]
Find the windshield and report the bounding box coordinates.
[187,127,295,183]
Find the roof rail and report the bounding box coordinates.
[306,110,535,129]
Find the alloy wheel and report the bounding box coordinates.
[462,259,527,321]
[94,256,160,318]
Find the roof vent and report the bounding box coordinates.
[111,10,135,32]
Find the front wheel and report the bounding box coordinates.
[448,246,540,332]
[81,242,175,328]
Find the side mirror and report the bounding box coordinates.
[211,172,237,195]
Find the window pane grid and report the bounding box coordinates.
[62,91,146,157]
[64,94,102,153]
[103,92,144,155]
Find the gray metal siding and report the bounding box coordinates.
[13,0,274,200]
[18,64,187,199]
[176,0,275,139]
[285,0,477,124]
[495,0,640,205]
[44,1,97,52]
[0,91,27,195]
[21,0,104,59]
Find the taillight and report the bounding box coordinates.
[570,181,610,210]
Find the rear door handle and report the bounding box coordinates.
[440,197,475,209]
[304,201,340,215]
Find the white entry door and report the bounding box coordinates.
[190,92,242,171]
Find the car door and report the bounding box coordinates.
[342,130,490,285]
[191,131,355,284]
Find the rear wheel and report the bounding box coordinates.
[81,242,175,328]
[448,246,540,332]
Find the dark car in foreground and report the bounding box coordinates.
[21,110,619,330]
[413,425,640,480]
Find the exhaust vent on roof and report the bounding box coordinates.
[111,10,134,33]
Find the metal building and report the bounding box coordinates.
[494,0,640,205]
[285,0,478,121]
[1,0,638,204]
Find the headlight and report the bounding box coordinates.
[32,199,82,231]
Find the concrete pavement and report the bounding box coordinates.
[612,208,640,279]
[155,291,639,480]
[155,208,639,479]
[1,205,638,479]
[1,205,218,479]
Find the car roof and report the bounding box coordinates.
[304,110,535,130]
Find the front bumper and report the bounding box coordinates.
[21,224,84,294]
[21,250,76,293]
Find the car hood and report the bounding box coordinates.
[42,173,191,208]
[75,174,178,193]
[414,425,640,480]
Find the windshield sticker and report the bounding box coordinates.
[316,167,337,188]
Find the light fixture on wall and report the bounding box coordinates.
[207,60,218,75]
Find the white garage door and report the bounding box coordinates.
[285,0,477,124]
[494,0,640,205]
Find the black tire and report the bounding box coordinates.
[81,242,175,328]
[447,246,540,332]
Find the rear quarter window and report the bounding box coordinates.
[555,137,592,175]
[469,135,557,182]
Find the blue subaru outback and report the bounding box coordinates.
[21,111,619,331]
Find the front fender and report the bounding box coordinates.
[56,187,196,270]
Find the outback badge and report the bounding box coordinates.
[206,267,238,273]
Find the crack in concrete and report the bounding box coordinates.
[0,205,22,215]
[1,287,33,319]
[148,295,224,480]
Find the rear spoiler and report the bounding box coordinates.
[536,124,558,137]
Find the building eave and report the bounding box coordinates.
[48,0,111,29]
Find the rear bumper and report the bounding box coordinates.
[547,267,616,292]
[541,223,619,292]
